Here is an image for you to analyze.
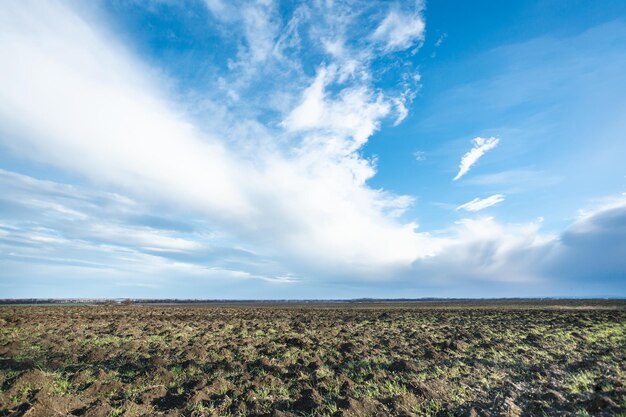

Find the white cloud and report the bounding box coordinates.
[241,2,280,63]
[0,169,290,284]
[457,194,505,212]
[410,216,556,284]
[372,5,425,52]
[204,0,229,18]
[258,274,299,284]
[282,65,391,155]
[87,224,204,252]
[434,33,447,48]
[411,196,626,288]
[413,151,426,161]
[453,137,500,180]
[0,1,432,282]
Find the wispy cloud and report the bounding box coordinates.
[453,137,500,180]
[413,150,426,161]
[457,194,505,212]
[465,169,559,186]
[0,169,287,285]
[281,65,391,154]
[372,3,425,52]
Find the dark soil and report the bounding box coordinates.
[0,301,624,416]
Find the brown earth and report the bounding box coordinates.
[0,301,624,416]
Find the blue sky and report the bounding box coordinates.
[0,0,625,298]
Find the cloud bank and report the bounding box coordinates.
[3,165,624,297]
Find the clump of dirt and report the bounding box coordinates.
[339,396,387,416]
[389,359,419,373]
[292,388,323,412]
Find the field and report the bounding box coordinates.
[1,300,625,417]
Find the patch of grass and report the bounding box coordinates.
[10,382,32,403]
[411,399,444,416]
[148,334,167,343]
[568,370,595,394]
[322,402,339,416]
[191,400,216,413]
[255,385,272,400]
[89,336,132,347]
[587,322,626,346]
[49,372,73,396]
[169,365,184,375]
[5,370,20,380]
[1,326,23,338]
[275,385,291,400]
[315,365,334,380]
[107,406,124,417]
[380,379,409,397]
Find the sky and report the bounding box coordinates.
[0,0,625,299]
